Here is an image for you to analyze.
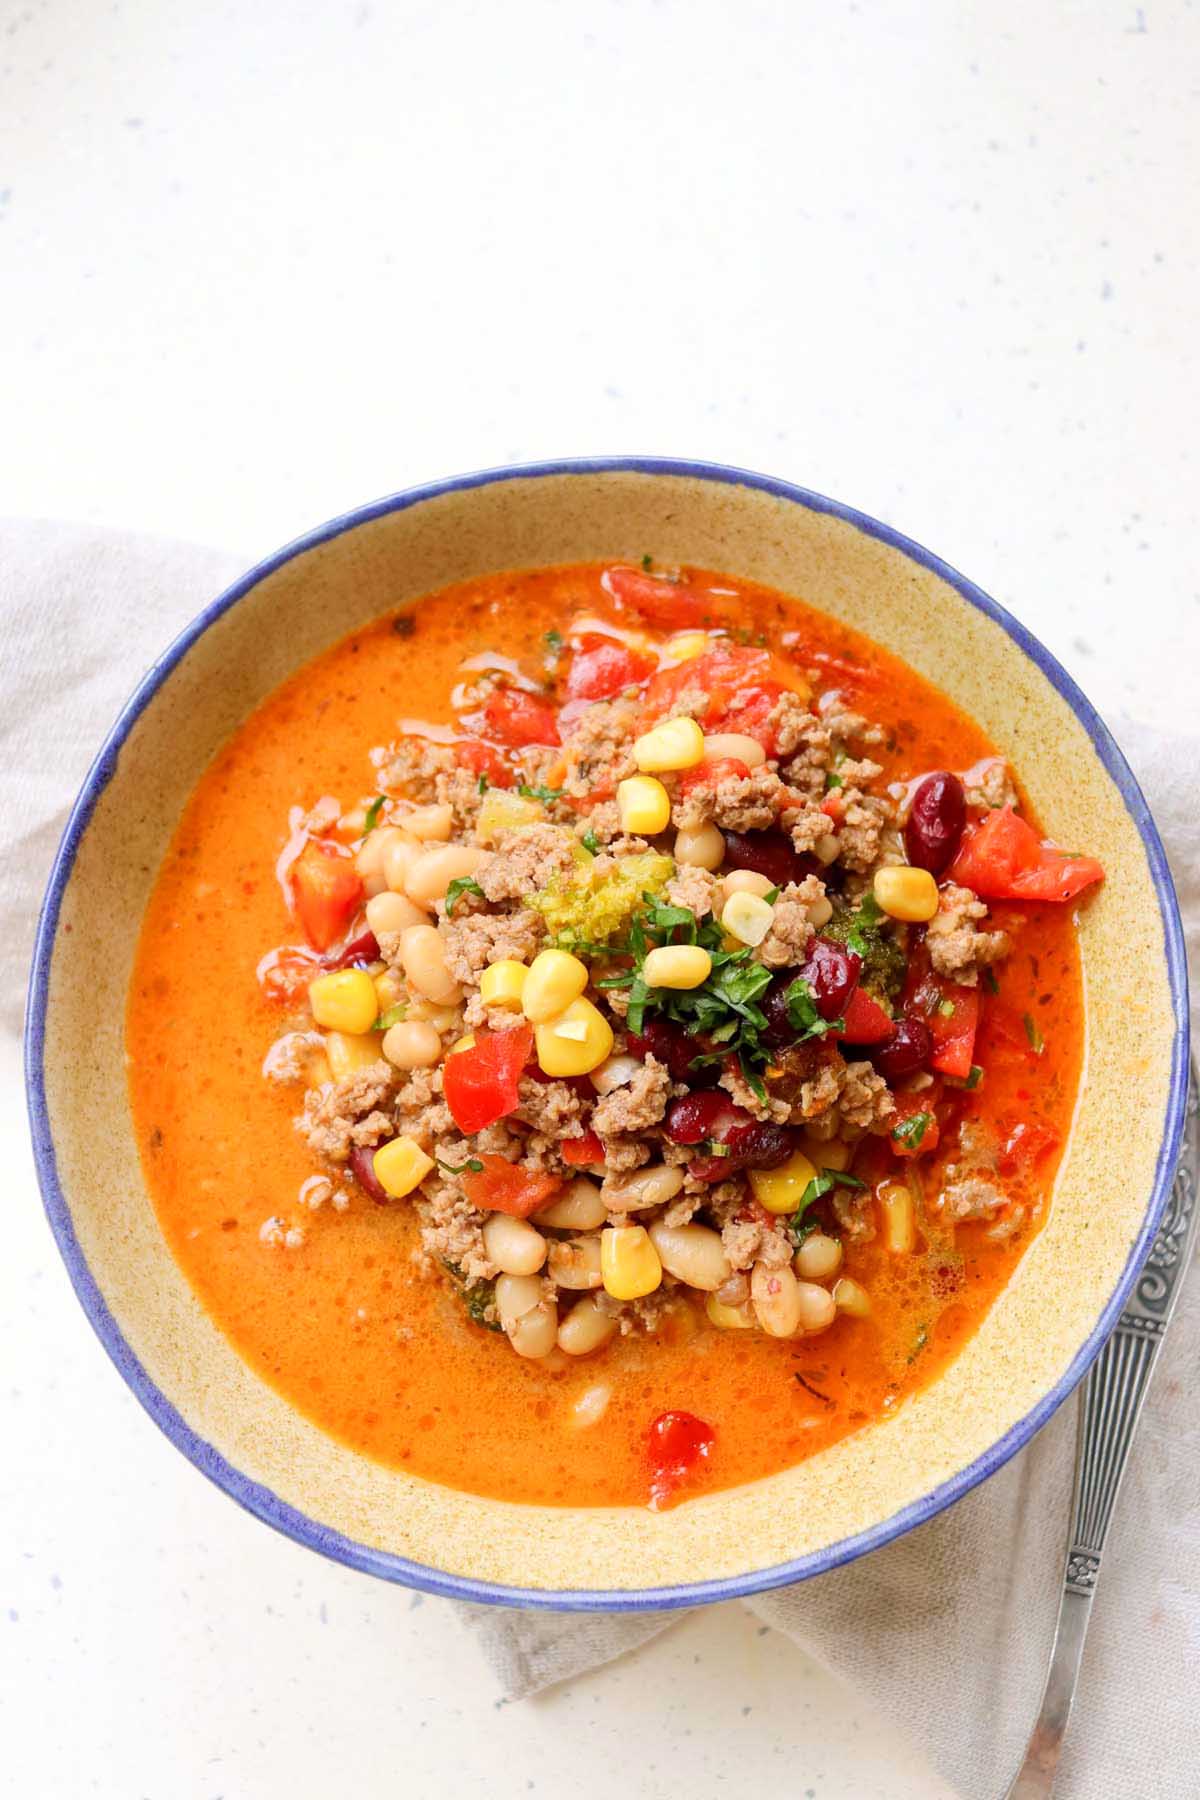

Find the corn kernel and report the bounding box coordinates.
[476,789,544,846]
[721,890,775,947]
[600,1225,663,1300]
[872,864,939,923]
[522,948,589,1024]
[748,1149,819,1216]
[662,630,710,664]
[632,715,706,773]
[447,1033,476,1056]
[372,1135,435,1198]
[642,944,713,989]
[879,1180,916,1253]
[705,1293,756,1330]
[373,968,406,1012]
[535,997,614,1076]
[616,774,671,835]
[480,958,529,1011]
[309,968,379,1035]
[800,1133,852,1172]
[324,1031,383,1080]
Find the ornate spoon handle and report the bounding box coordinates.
[1005,1072,1198,1798]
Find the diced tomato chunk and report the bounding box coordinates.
[291,839,364,952]
[677,756,752,795]
[927,986,980,1079]
[948,806,1104,904]
[998,1119,1061,1178]
[889,1090,942,1159]
[258,945,320,1004]
[462,1154,561,1218]
[565,635,656,702]
[603,566,710,630]
[838,986,895,1044]
[720,679,786,751]
[647,1409,716,1510]
[561,1128,605,1167]
[643,644,772,725]
[455,739,513,786]
[442,1025,533,1134]
[482,689,561,748]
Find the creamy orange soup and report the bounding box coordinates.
[127,564,1087,1507]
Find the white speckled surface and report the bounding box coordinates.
[2,1,1198,1795]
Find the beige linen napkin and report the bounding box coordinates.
[5,522,1197,1800]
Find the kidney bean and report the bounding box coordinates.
[721,829,808,888]
[349,1143,389,1203]
[688,1118,798,1182]
[320,929,380,972]
[906,772,966,874]
[762,939,861,1047]
[665,1093,748,1145]
[627,1018,718,1084]
[870,1017,933,1080]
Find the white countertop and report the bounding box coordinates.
[3,3,1198,1795]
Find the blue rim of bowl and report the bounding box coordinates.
[24,456,1190,1612]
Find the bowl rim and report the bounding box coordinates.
[24,455,1190,1611]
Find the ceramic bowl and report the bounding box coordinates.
[25,459,1189,1609]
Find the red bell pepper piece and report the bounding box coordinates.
[948,806,1104,903]
[889,1090,942,1159]
[561,1128,605,1167]
[603,566,710,631]
[461,1154,562,1218]
[291,839,364,952]
[442,1025,533,1134]
[839,985,895,1044]
[565,635,656,702]
[482,689,561,748]
[647,1409,716,1510]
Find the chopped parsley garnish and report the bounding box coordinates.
[580,828,600,856]
[892,1111,933,1150]
[544,629,563,652]
[907,1322,930,1364]
[476,772,491,795]
[641,552,653,571]
[782,975,844,1042]
[443,1260,502,1331]
[445,876,486,915]
[436,1155,485,1175]
[1023,1012,1045,1054]
[982,966,1000,996]
[517,781,564,804]
[964,1063,984,1090]
[825,892,907,1001]
[787,1169,864,1242]
[599,895,775,1098]
[375,1003,407,1030]
[794,1372,834,1406]
[362,795,386,835]
[825,771,844,792]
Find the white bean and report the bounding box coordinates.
[366,889,427,937]
[571,1382,612,1427]
[382,1020,442,1070]
[547,1235,603,1290]
[793,1232,843,1282]
[720,868,775,905]
[813,833,841,868]
[795,1280,837,1334]
[405,843,484,907]
[401,803,454,841]
[494,1272,543,1328]
[832,1276,871,1318]
[672,822,725,870]
[534,1178,607,1231]
[589,1053,642,1096]
[399,924,461,1005]
[601,1163,686,1213]
[751,1261,803,1337]
[355,823,403,880]
[483,1213,547,1276]
[508,1300,558,1359]
[809,894,834,926]
[649,1222,731,1292]
[383,835,421,894]
[702,731,767,768]
[557,1294,618,1356]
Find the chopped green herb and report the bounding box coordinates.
[544,629,563,652]
[892,1111,933,1150]
[794,1372,834,1406]
[825,771,844,792]
[783,975,845,1043]
[375,1003,407,1030]
[362,795,386,835]
[641,552,653,571]
[938,998,956,1018]
[580,828,600,856]
[436,1155,485,1175]
[445,876,485,915]
[825,892,907,1001]
[907,1322,930,1364]
[444,1261,503,1331]
[1023,1012,1045,1054]
[982,967,1001,996]
[964,1063,984,1091]
[517,782,565,804]
[476,772,491,796]
[787,1169,864,1243]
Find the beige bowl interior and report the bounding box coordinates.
[38,469,1180,1596]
